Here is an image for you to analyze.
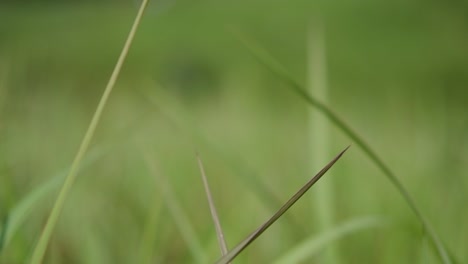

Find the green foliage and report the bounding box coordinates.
[214,148,348,264]
[0,1,466,263]
[233,30,457,264]
[0,147,106,253]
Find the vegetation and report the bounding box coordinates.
[0,1,467,263]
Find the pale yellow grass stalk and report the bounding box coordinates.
[29,1,149,263]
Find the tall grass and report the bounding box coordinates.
[2,147,107,252]
[29,1,149,263]
[214,147,348,264]
[233,29,455,264]
[1,3,461,263]
[307,21,341,264]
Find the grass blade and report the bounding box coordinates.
[1,106,153,254]
[1,109,148,254]
[214,146,349,264]
[233,29,454,264]
[273,216,386,264]
[196,153,229,256]
[29,1,150,263]
[0,147,106,253]
[306,20,341,264]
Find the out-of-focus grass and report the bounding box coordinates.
[0,1,467,263]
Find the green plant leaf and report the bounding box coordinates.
[29,1,150,263]
[0,147,106,253]
[232,29,455,264]
[214,147,348,264]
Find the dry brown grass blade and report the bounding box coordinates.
[196,153,229,257]
[214,146,349,264]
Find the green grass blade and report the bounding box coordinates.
[306,20,341,264]
[273,216,386,264]
[1,109,145,254]
[29,1,149,263]
[1,106,152,254]
[0,147,105,253]
[214,147,349,264]
[233,29,453,264]
[143,152,208,264]
[196,153,229,256]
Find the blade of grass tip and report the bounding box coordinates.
[196,153,229,256]
[273,216,386,264]
[143,151,207,264]
[231,29,453,264]
[214,146,349,264]
[29,1,150,263]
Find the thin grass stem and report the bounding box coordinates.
[307,20,341,264]
[196,153,229,256]
[214,147,348,264]
[29,1,149,263]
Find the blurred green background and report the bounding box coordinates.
[1,0,467,263]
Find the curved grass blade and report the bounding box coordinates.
[232,29,454,264]
[0,147,106,253]
[29,1,150,263]
[196,153,229,256]
[214,146,349,264]
[1,105,154,254]
[1,108,150,254]
[273,216,386,264]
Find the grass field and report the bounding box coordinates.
[1,1,467,263]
